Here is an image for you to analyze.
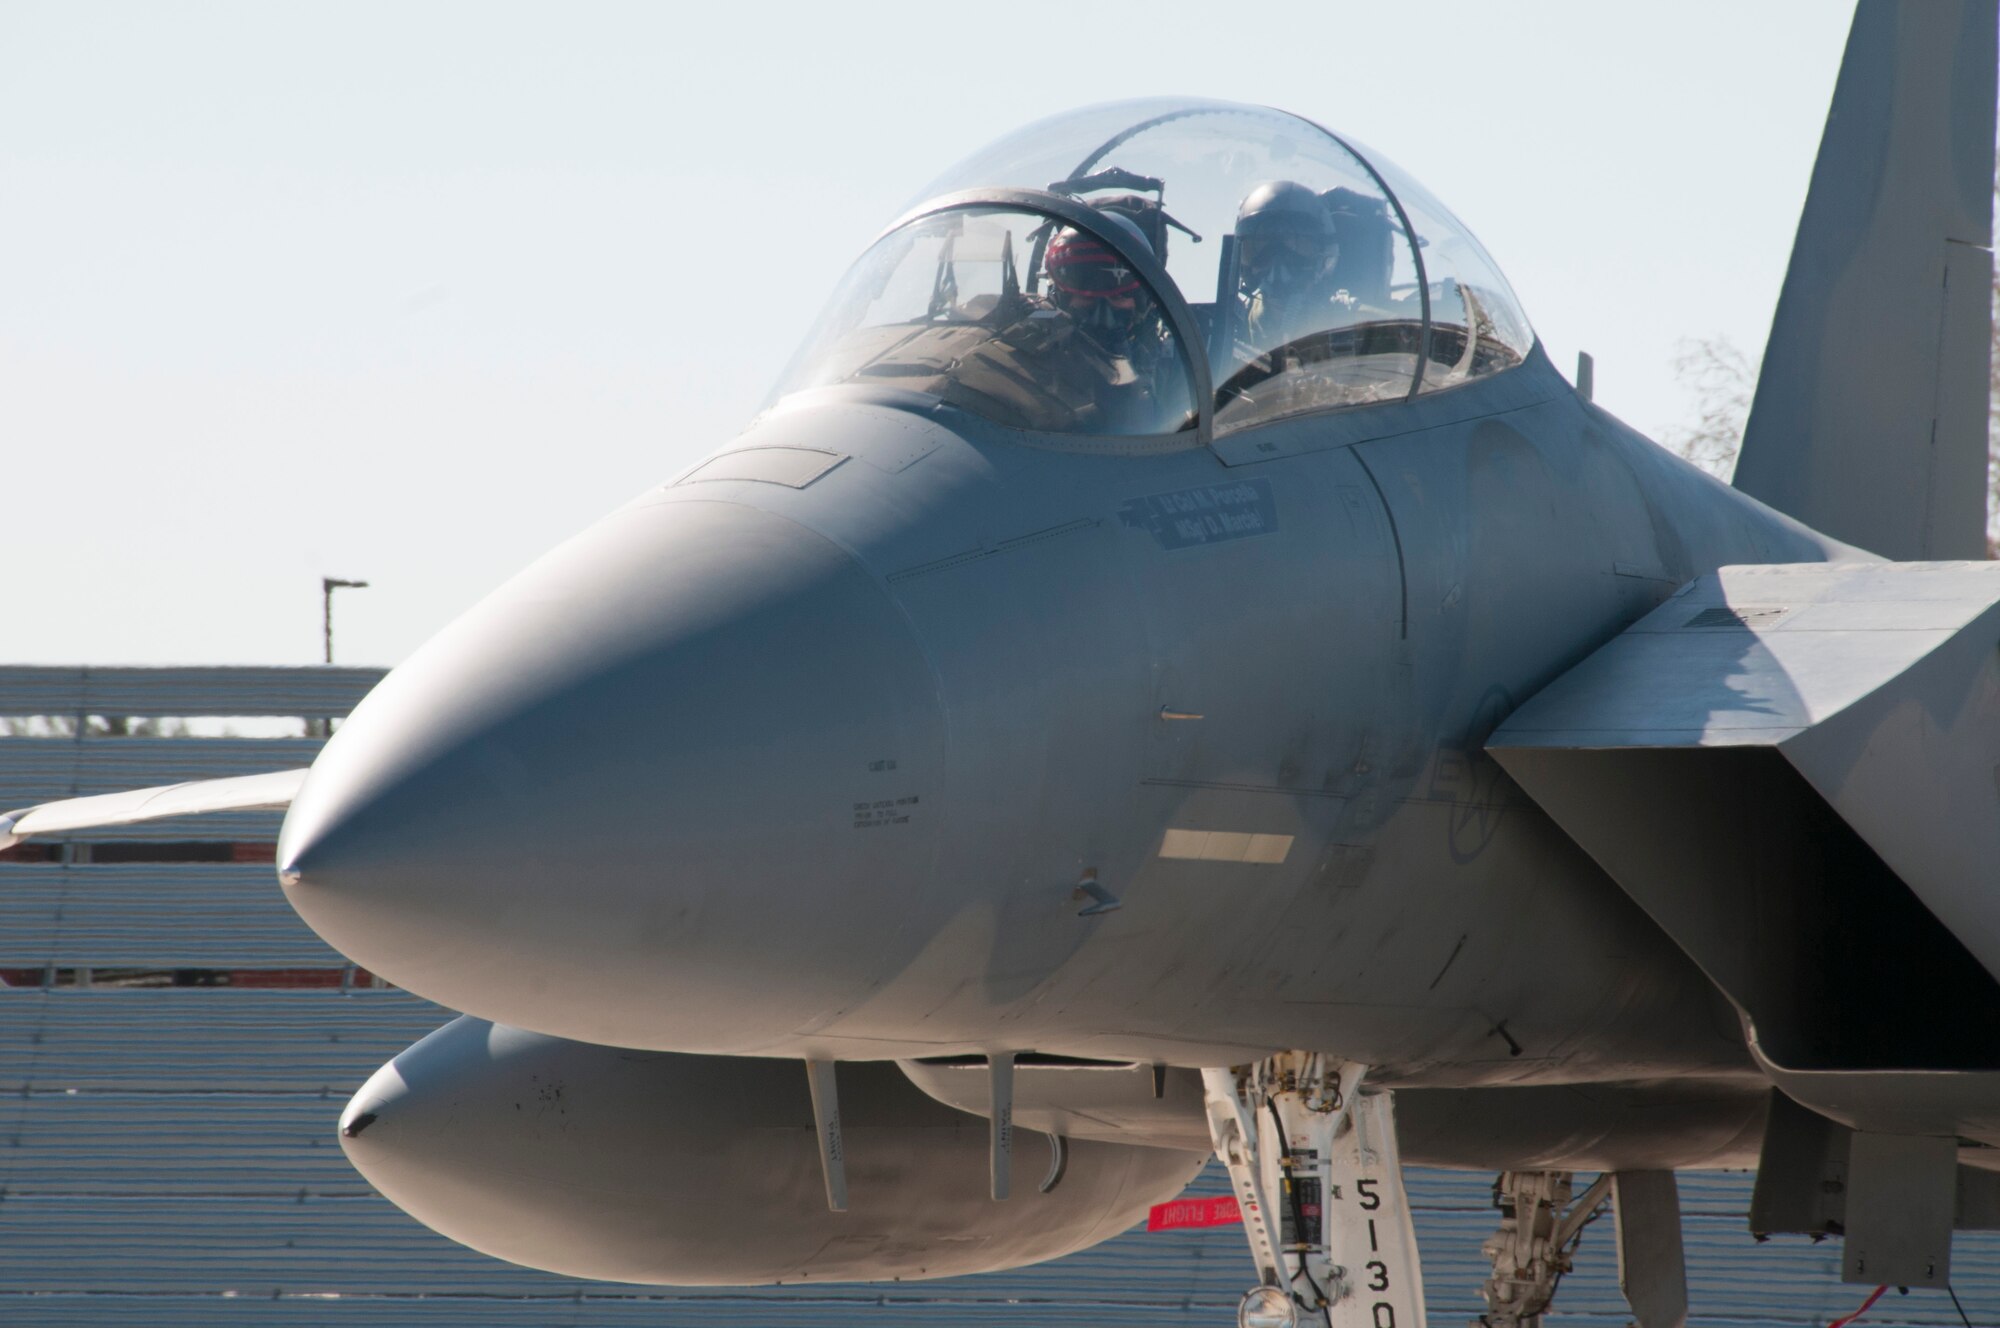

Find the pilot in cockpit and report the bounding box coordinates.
[1038,211,1174,432]
[1045,217,1151,351]
[1234,180,1347,350]
[1224,180,1407,421]
[801,197,1193,436]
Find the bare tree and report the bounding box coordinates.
[1661,338,1755,481]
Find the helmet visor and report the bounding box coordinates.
[1238,231,1334,285]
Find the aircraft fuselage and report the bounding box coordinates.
[277,348,1847,1087]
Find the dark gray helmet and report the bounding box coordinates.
[1235,180,1339,292]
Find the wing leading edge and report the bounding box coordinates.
[0,767,308,852]
[1489,562,2000,1140]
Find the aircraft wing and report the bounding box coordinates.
[0,767,308,851]
[1488,560,2000,1139]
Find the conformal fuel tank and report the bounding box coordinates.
[339,1017,1209,1285]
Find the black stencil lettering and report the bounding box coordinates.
[1368,1217,1379,1252]
[1373,1304,1396,1328]
[1357,1178,1381,1211]
[1367,1260,1389,1292]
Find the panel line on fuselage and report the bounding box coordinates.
[1349,448,1408,639]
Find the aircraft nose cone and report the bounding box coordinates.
[280,497,944,1051]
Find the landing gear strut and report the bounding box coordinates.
[1203,1054,1426,1327]
[1473,1170,1609,1328]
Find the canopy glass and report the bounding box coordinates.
[775,99,1534,440]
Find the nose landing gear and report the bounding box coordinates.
[1203,1055,1426,1327]
[1201,1056,1690,1328]
[1473,1171,1607,1327]
[1472,1169,1687,1328]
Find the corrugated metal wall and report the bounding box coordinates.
[0,666,1992,1326]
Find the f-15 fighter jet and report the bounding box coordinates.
[6,2,1997,1323]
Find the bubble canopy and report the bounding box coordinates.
[773,98,1534,443]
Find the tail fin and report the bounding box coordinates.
[1731,0,1996,559]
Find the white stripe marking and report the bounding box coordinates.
[1159,829,1293,864]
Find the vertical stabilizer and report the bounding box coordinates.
[1732,0,1996,559]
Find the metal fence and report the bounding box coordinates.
[0,666,1990,1325]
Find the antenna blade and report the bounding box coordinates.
[989,1052,1014,1201]
[804,1059,848,1213]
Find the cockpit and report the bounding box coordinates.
[771,98,1534,445]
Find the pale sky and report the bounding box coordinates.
[1,1,1850,667]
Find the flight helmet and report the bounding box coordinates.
[1235,180,1340,306]
[1044,211,1157,343]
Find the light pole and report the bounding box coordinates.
[322,577,370,665]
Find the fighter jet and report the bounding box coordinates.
[4,2,1995,1324]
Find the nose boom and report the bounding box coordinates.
[279,497,945,1052]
